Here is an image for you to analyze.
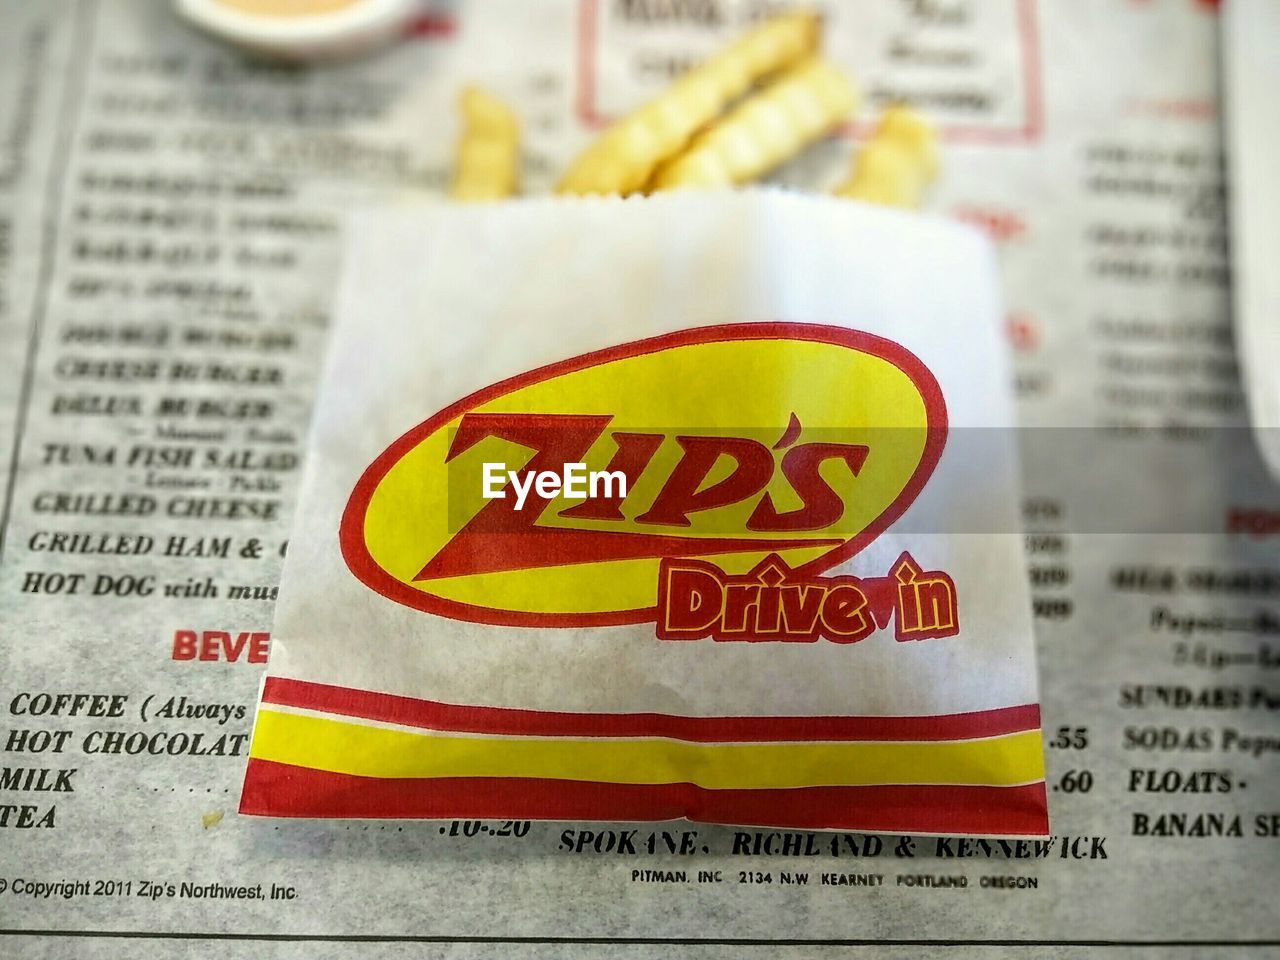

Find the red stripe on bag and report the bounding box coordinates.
[240,759,1049,835]
[261,677,1041,743]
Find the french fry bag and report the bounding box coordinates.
[241,191,1049,837]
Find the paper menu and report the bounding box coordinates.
[0,0,1277,954]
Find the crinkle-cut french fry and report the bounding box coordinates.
[648,58,858,191]
[450,86,520,202]
[556,12,820,196]
[834,105,938,208]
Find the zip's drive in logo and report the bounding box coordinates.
[341,323,955,639]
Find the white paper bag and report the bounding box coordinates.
[1224,0,1280,479]
[241,191,1048,837]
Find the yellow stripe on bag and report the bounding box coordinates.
[250,710,1045,789]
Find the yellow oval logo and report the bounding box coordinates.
[341,323,947,628]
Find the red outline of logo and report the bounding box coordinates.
[340,323,947,627]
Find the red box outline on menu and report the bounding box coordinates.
[574,0,1044,145]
